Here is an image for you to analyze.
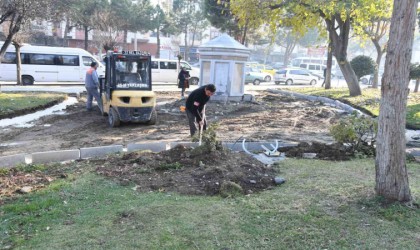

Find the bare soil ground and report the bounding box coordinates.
[0,91,344,157]
[0,91,349,199]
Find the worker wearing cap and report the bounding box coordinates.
[85,61,102,112]
[185,84,216,136]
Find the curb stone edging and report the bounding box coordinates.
[80,145,124,159]
[0,141,296,169]
[267,89,364,116]
[31,149,80,164]
[0,154,26,168]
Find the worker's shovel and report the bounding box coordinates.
[198,124,204,146]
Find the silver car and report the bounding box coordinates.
[274,68,318,85]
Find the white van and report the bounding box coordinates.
[299,63,326,79]
[151,58,200,84]
[0,42,105,85]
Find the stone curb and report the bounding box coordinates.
[80,145,124,159]
[127,142,169,152]
[267,89,364,115]
[1,141,419,169]
[31,149,80,164]
[0,154,26,168]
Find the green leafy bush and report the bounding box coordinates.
[156,162,183,171]
[330,112,378,157]
[409,63,420,80]
[350,55,376,80]
[192,123,222,152]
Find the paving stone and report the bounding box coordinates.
[407,148,420,157]
[80,145,123,159]
[127,142,169,152]
[31,149,80,164]
[0,154,26,168]
[224,141,297,152]
[169,141,198,149]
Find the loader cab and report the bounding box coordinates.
[100,50,157,127]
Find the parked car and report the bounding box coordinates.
[246,63,274,81]
[274,68,318,85]
[245,67,267,85]
[360,70,383,85]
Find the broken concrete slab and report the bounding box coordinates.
[31,149,80,164]
[80,145,123,159]
[302,153,317,159]
[0,154,26,168]
[224,141,297,152]
[406,148,420,157]
[127,142,169,152]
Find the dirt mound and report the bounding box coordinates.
[279,141,351,161]
[96,145,278,196]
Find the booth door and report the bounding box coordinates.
[231,63,244,96]
[214,62,229,95]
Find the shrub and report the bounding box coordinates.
[409,63,420,80]
[192,123,222,152]
[330,112,378,157]
[156,162,183,171]
[350,55,376,80]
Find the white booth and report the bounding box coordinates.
[199,34,250,101]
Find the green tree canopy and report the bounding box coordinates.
[350,55,376,80]
[230,0,392,97]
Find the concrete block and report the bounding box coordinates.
[224,141,298,152]
[31,149,80,164]
[127,142,169,153]
[80,145,123,159]
[242,94,254,102]
[0,154,26,168]
[406,148,420,157]
[169,141,198,149]
[211,94,228,103]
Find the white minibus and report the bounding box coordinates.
[291,57,337,68]
[299,63,326,79]
[0,42,105,85]
[151,58,200,85]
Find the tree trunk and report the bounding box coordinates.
[62,20,68,47]
[414,79,419,93]
[123,29,128,50]
[14,44,22,85]
[0,13,23,60]
[184,27,188,60]
[336,59,361,96]
[375,0,417,202]
[283,38,297,66]
[156,27,160,59]
[328,14,362,96]
[84,25,89,51]
[0,36,13,63]
[325,40,333,89]
[241,21,248,45]
[372,38,383,89]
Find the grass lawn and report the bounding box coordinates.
[1,158,419,249]
[0,92,66,119]
[283,87,420,129]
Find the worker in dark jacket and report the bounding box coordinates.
[178,67,190,99]
[185,84,216,136]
